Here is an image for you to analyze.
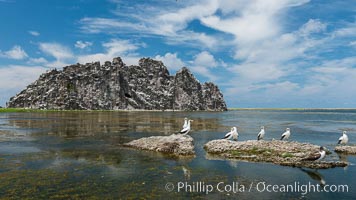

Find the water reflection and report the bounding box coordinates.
[2,112,223,139]
[182,166,191,180]
[300,168,326,186]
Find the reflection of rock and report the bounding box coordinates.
[300,168,326,186]
[182,166,191,180]
[204,140,347,169]
[0,130,32,141]
[337,153,349,171]
[335,145,356,154]
[124,134,195,156]
[60,149,123,165]
[8,57,227,111]
[5,112,223,138]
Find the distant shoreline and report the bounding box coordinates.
[1,107,356,113]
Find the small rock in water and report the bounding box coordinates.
[124,134,195,156]
[335,145,356,154]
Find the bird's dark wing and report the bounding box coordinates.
[223,132,231,139]
[280,135,285,140]
[302,152,321,161]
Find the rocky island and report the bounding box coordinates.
[335,145,356,154]
[123,134,195,156]
[7,57,227,111]
[204,140,348,169]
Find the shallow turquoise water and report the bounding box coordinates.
[0,110,355,199]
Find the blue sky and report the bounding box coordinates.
[0,0,355,108]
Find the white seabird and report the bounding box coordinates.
[182,117,188,129]
[223,127,238,141]
[280,128,291,140]
[178,120,193,135]
[338,131,349,144]
[302,146,326,161]
[257,126,265,141]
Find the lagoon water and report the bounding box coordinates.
[0,110,356,199]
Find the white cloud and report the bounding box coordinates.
[349,41,356,47]
[299,19,327,36]
[0,65,48,106]
[189,51,224,81]
[75,40,93,49]
[155,0,218,35]
[28,30,40,36]
[0,65,47,90]
[39,42,73,60]
[332,22,356,38]
[78,0,222,49]
[79,17,147,34]
[191,65,218,81]
[37,42,74,69]
[154,52,185,71]
[77,39,140,64]
[28,57,48,64]
[1,45,28,60]
[192,51,217,68]
[300,57,356,99]
[0,0,14,3]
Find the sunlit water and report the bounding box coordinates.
[0,110,356,199]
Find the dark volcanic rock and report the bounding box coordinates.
[7,57,227,111]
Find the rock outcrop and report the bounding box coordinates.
[123,134,195,156]
[7,57,227,111]
[335,145,356,154]
[204,140,348,169]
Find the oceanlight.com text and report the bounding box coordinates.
[165,181,349,195]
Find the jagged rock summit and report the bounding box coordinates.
[8,57,227,111]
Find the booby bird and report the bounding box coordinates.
[223,127,238,141]
[280,128,291,140]
[178,120,193,135]
[302,146,326,161]
[338,131,348,144]
[257,126,265,141]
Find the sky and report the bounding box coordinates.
[0,0,355,108]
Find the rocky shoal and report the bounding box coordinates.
[204,139,347,169]
[123,134,195,156]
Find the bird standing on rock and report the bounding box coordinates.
[257,126,265,140]
[338,131,348,144]
[224,127,238,141]
[179,120,193,135]
[302,146,326,161]
[280,128,291,140]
